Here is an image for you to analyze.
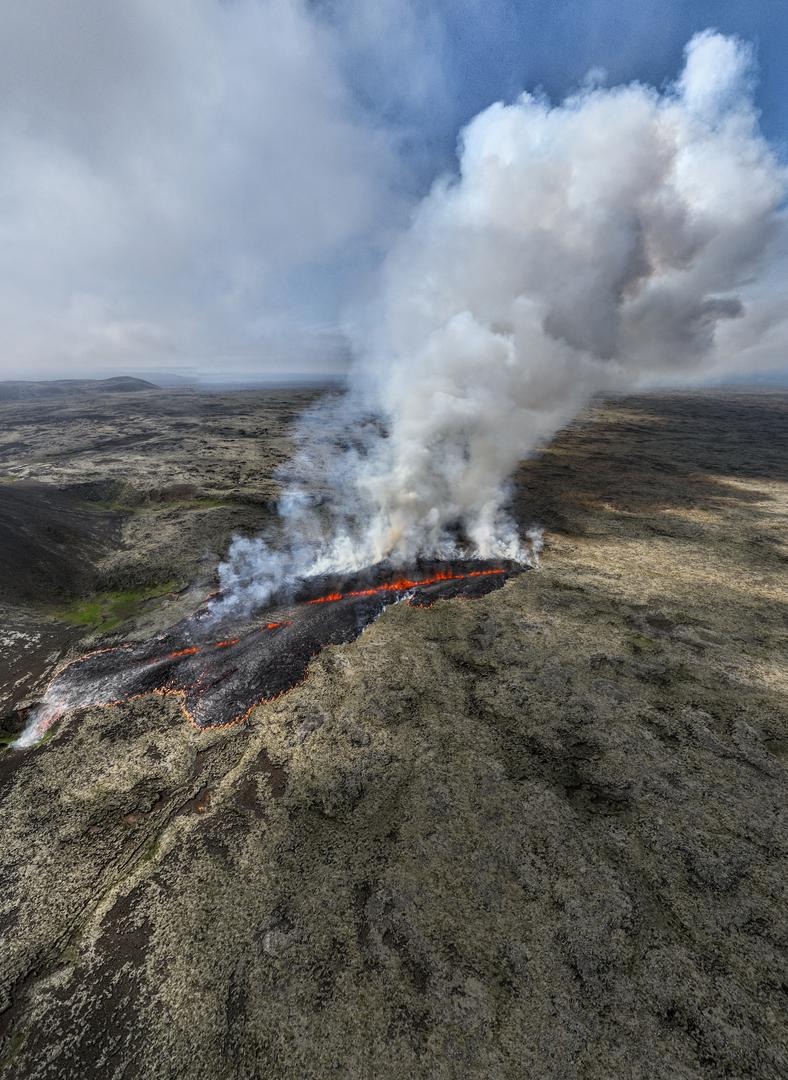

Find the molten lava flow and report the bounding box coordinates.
[306,567,506,604]
[19,562,522,744]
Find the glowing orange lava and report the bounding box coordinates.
[22,564,516,744]
[167,646,200,659]
[306,567,505,604]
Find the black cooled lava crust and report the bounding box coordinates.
[41,560,524,729]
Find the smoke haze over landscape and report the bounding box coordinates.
[2,4,787,607]
[215,28,787,609]
[4,10,788,1075]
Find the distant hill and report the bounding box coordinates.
[0,376,159,401]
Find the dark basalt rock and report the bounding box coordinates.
[34,560,524,732]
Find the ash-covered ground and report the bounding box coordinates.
[0,387,786,1079]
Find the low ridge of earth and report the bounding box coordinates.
[0,377,158,402]
[0,389,786,1079]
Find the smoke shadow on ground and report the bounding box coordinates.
[512,392,788,547]
[0,482,123,604]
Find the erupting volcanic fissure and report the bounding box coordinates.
[18,562,523,746]
[213,30,786,620]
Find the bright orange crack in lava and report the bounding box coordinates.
[306,567,505,604]
[162,622,289,663]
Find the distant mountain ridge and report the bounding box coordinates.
[0,376,159,401]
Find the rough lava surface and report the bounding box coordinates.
[0,387,786,1079]
[33,563,521,735]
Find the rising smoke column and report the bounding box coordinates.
[217,31,785,611]
[349,30,784,560]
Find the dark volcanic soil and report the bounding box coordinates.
[0,482,121,604]
[0,388,786,1080]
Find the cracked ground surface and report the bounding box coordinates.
[0,388,786,1079]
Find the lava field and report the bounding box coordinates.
[30,560,524,736]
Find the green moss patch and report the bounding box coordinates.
[52,582,181,631]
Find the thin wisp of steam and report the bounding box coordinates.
[14,701,61,749]
[215,30,784,614]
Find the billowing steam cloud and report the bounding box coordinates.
[216,31,785,613]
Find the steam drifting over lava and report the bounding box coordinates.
[217,30,786,614]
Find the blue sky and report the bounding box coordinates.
[453,1,787,144]
[0,1,785,382]
[345,1,788,180]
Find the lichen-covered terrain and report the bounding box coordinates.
[1,389,786,1079]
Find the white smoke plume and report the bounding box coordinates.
[13,701,61,749]
[215,30,785,614]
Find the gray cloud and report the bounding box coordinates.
[0,0,407,380]
[1,4,786,393]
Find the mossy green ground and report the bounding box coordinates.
[53,582,181,630]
